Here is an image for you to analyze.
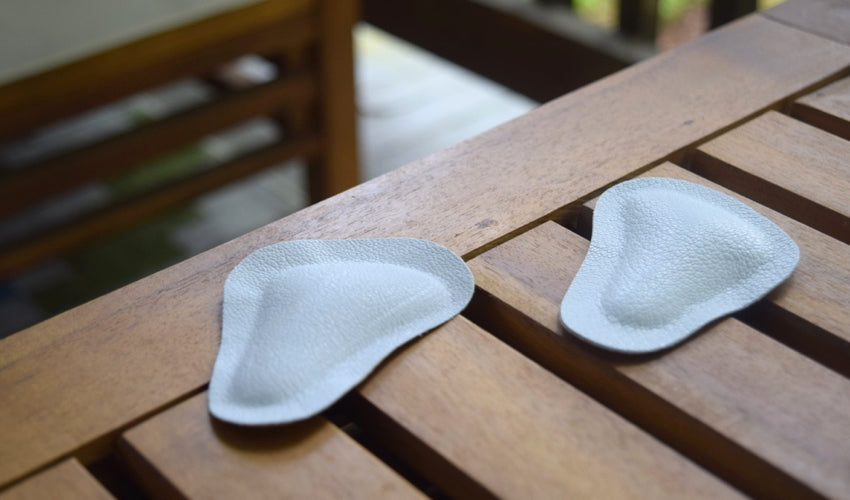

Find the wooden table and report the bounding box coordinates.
[2,0,849,497]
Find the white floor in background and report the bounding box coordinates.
[356,24,537,180]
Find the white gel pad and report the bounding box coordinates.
[561,177,799,354]
[209,238,474,425]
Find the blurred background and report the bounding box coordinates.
[0,0,783,338]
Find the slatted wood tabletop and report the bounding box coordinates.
[2,1,849,498]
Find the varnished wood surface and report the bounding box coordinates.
[357,317,739,498]
[0,460,113,500]
[793,75,850,141]
[120,394,423,499]
[2,5,850,497]
[468,163,850,497]
[692,111,850,245]
[764,0,850,46]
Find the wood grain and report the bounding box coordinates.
[467,216,850,498]
[587,162,850,375]
[2,15,848,488]
[0,459,113,500]
[762,0,850,46]
[692,111,850,245]
[356,317,740,498]
[119,393,422,499]
[792,75,850,141]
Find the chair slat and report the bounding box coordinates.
[0,136,320,277]
[0,0,315,140]
[0,73,317,218]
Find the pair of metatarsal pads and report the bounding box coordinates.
[210,178,798,425]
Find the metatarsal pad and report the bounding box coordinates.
[561,178,799,354]
[210,238,474,425]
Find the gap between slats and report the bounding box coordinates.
[463,285,821,499]
[463,220,849,498]
[112,317,744,499]
[0,392,439,500]
[687,111,850,246]
[0,385,206,497]
[0,72,318,218]
[461,67,850,263]
[789,75,850,142]
[115,394,439,499]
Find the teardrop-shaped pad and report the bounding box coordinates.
[210,238,474,425]
[561,178,799,354]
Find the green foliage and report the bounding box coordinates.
[658,0,707,24]
[571,0,707,28]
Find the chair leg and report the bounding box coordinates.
[312,0,359,202]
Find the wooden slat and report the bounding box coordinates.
[0,459,112,500]
[0,136,320,278]
[587,162,850,375]
[0,0,316,141]
[310,0,360,200]
[1,15,848,488]
[0,73,317,218]
[119,394,422,499]
[467,216,850,498]
[762,0,850,46]
[691,111,850,244]
[355,317,739,498]
[792,75,850,141]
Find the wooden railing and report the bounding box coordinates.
[363,0,762,102]
[539,0,759,42]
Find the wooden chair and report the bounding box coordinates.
[0,0,358,278]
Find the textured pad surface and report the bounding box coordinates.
[210,238,474,425]
[561,178,799,354]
